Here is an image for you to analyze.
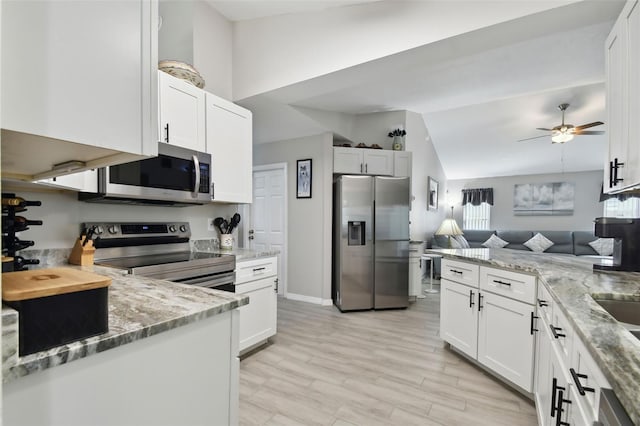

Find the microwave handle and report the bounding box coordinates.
[193,155,200,194]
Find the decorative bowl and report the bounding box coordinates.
[158,60,205,89]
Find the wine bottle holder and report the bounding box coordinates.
[2,193,43,271]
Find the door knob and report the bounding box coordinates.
[248,229,254,234]
[248,235,254,240]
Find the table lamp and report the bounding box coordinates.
[435,206,463,248]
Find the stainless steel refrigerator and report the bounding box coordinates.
[332,175,410,311]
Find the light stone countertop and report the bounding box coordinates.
[429,248,640,425]
[192,239,279,261]
[2,262,248,384]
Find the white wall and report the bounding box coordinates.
[8,190,238,250]
[193,1,233,100]
[253,133,333,302]
[232,1,576,100]
[159,0,233,100]
[406,111,448,243]
[447,170,604,232]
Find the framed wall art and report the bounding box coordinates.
[428,177,439,210]
[296,159,312,199]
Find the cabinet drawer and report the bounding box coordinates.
[235,256,277,284]
[549,304,574,366]
[570,336,610,420]
[537,282,554,323]
[480,266,536,304]
[441,259,479,288]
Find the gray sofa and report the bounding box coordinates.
[430,229,605,277]
[432,229,602,256]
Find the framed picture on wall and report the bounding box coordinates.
[428,176,439,210]
[296,159,312,199]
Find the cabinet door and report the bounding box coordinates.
[236,276,277,351]
[158,71,206,152]
[333,147,363,174]
[477,292,534,392]
[206,93,253,203]
[1,0,158,179]
[535,316,553,426]
[625,0,640,189]
[605,13,628,192]
[441,279,478,359]
[363,150,394,175]
[393,152,412,178]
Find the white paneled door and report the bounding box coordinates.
[250,164,287,296]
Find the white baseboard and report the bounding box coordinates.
[285,293,333,306]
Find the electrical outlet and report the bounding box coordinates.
[207,218,216,232]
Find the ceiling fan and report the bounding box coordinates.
[518,103,604,143]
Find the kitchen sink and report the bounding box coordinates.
[594,299,640,326]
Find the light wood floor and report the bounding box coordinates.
[239,286,539,426]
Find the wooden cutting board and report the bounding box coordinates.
[2,267,111,301]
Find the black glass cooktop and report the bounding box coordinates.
[96,251,225,270]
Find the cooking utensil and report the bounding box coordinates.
[228,213,241,233]
[220,220,229,234]
[213,217,224,234]
[83,226,96,246]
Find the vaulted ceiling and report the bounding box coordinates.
[211,0,625,180]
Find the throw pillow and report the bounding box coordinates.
[454,235,471,249]
[524,232,555,253]
[449,237,462,249]
[589,238,614,256]
[482,234,508,249]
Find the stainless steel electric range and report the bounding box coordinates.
[85,222,236,290]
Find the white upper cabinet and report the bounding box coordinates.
[333,147,394,176]
[393,151,412,178]
[206,93,253,203]
[158,71,206,152]
[1,0,158,181]
[605,0,640,192]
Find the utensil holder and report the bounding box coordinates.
[68,238,95,266]
[220,234,233,251]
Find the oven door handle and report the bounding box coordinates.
[178,272,235,288]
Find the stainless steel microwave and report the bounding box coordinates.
[79,144,212,206]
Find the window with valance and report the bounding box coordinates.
[462,188,493,230]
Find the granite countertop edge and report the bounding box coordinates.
[2,263,248,384]
[429,248,640,424]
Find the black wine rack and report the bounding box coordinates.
[2,193,42,271]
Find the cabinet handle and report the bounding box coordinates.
[478,293,484,312]
[469,290,475,308]
[274,278,279,293]
[613,157,625,185]
[493,279,511,286]
[550,324,566,339]
[538,299,549,307]
[253,267,266,272]
[570,368,595,395]
[365,163,368,173]
[609,160,615,188]
[165,123,170,143]
[450,269,463,275]
[211,182,215,200]
[551,377,564,418]
[555,389,571,426]
[530,312,539,335]
[360,163,363,173]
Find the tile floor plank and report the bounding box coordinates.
[240,288,539,425]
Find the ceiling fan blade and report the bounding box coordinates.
[535,127,553,131]
[574,121,604,131]
[517,134,549,142]
[575,130,605,136]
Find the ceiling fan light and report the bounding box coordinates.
[551,132,574,144]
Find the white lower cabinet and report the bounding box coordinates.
[441,279,478,359]
[477,291,535,391]
[440,259,536,393]
[534,284,611,426]
[235,256,278,352]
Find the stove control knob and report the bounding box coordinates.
[108,225,118,235]
[179,225,187,233]
[95,226,104,235]
[168,225,176,233]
